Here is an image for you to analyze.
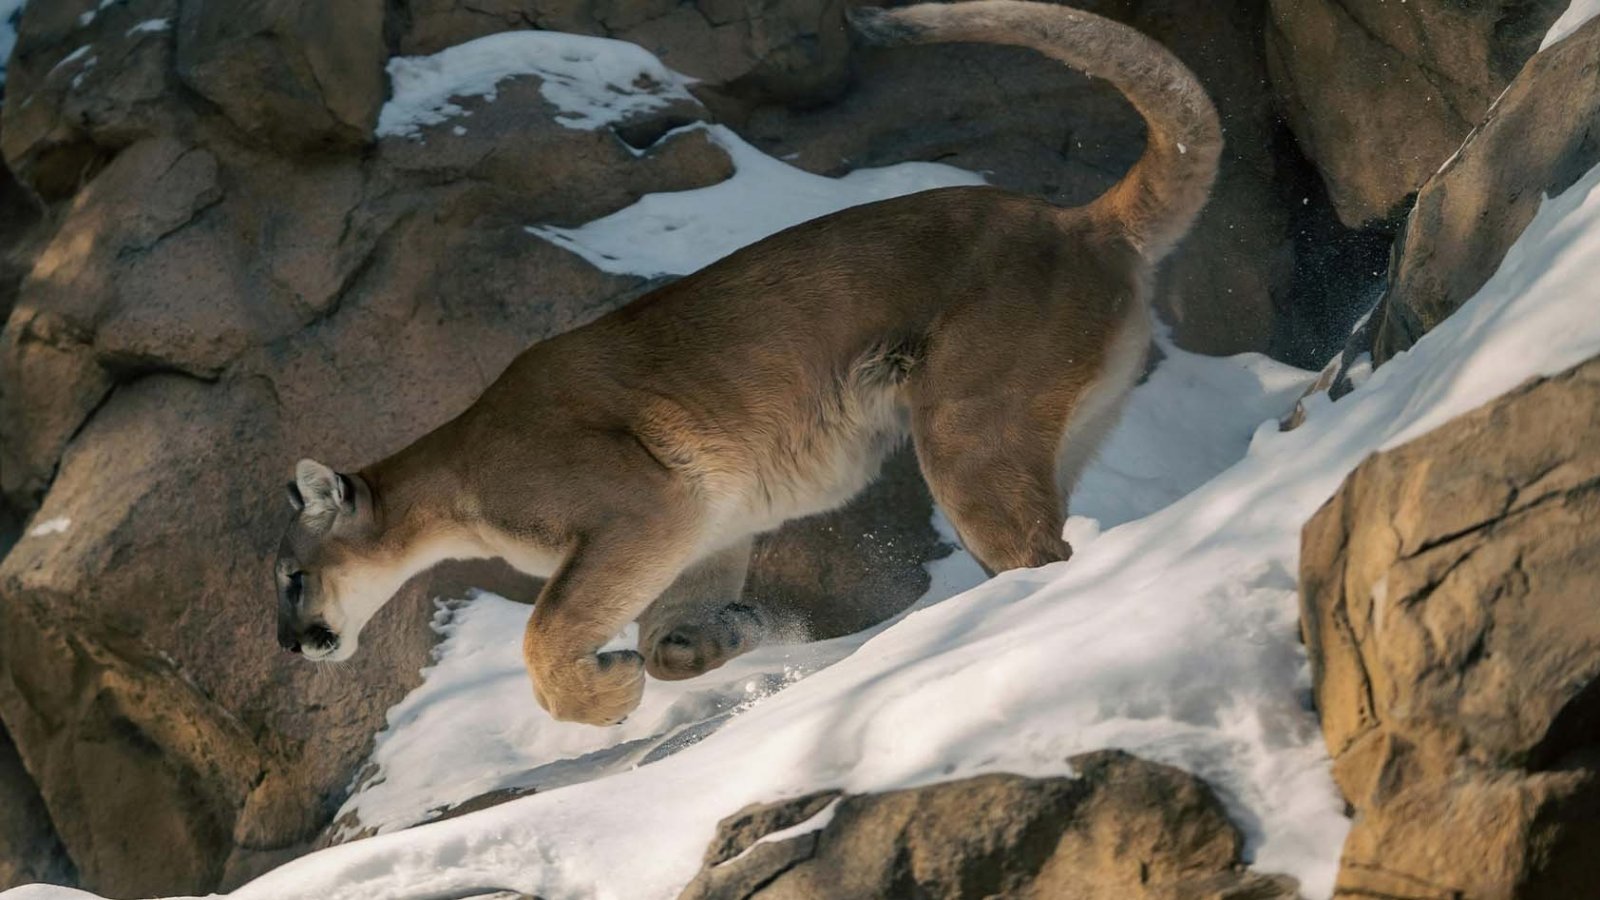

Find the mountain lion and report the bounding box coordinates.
[274,0,1222,725]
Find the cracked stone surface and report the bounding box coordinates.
[0,0,186,199]
[175,0,387,154]
[677,751,1299,900]
[1372,15,1600,364]
[395,0,853,105]
[1265,0,1569,227]
[1300,354,1600,898]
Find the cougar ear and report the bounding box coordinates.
[286,481,305,511]
[294,458,353,521]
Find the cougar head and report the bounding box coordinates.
[274,459,389,662]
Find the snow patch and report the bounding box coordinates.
[76,0,119,28]
[70,55,97,89]
[49,44,92,75]
[27,516,70,538]
[1541,0,1599,50]
[527,123,988,278]
[0,889,106,900]
[377,31,698,139]
[718,797,841,867]
[125,17,170,36]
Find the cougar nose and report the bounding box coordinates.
[302,623,338,652]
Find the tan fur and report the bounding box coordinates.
[271,0,1222,725]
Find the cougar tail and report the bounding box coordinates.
[849,0,1222,264]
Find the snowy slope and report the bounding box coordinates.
[210,154,1600,900]
[199,155,1600,900]
[10,21,1600,900]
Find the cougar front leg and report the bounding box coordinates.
[638,537,763,681]
[523,528,696,725]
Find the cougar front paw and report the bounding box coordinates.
[532,649,646,726]
[644,604,766,681]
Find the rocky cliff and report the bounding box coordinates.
[0,0,1594,896]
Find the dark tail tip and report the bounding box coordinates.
[846,6,926,46]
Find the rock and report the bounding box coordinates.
[0,134,346,508]
[1336,766,1600,900]
[0,375,337,895]
[376,78,732,227]
[175,0,386,154]
[1300,354,1600,897]
[1109,0,1302,359]
[679,751,1298,900]
[1265,0,1568,228]
[0,0,184,199]
[0,308,111,508]
[1372,16,1600,363]
[0,723,75,891]
[0,130,43,326]
[395,0,853,106]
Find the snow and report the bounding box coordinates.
[1540,0,1599,50]
[377,31,699,139]
[527,123,987,278]
[26,516,70,538]
[69,56,96,89]
[725,797,841,864]
[0,890,107,900]
[11,27,1600,900]
[48,44,91,75]
[125,18,170,37]
[75,0,118,29]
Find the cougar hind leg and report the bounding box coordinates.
[909,395,1074,575]
[637,537,764,681]
[905,330,1109,574]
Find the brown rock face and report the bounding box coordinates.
[0,0,185,200]
[1300,355,1600,898]
[396,0,853,105]
[0,723,74,891]
[1372,16,1600,364]
[1265,0,1568,228]
[678,751,1298,900]
[175,0,387,154]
